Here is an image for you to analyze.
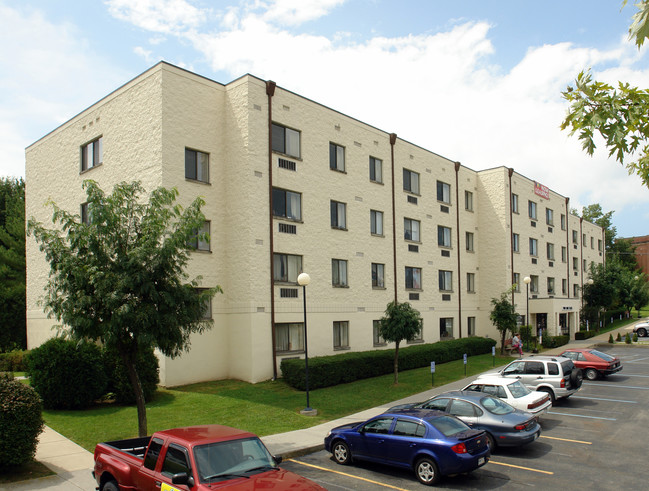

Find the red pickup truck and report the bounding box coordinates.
[93,425,324,490]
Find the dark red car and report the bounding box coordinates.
[558,349,622,380]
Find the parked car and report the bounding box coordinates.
[324,408,490,486]
[558,348,623,380]
[481,355,583,403]
[462,376,552,416]
[93,425,325,491]
[389,391,541,450]
[633,322,649,337]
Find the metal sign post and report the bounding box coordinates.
[463,354,467,377]
[430,361,435,387]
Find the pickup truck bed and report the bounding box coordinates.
[102,436,150,459]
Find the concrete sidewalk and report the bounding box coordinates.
[4,323,640,490]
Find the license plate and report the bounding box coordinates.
[478,457,486,466]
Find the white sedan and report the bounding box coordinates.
[462,376,552,416]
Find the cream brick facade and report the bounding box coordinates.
[25,62,605,386]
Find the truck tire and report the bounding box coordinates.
[103,480,119,491]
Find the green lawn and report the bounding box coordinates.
[44,353,510,451]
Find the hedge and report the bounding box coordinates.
[541,335,569,349]
[0,350,27,372]
[103,345,159,404]
[575,330,598,340]
[280,337,497,390]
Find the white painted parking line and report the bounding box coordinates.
[586,383,649,390]
[547,411,617,421]
[612,373,649,378]
[571,396,637,404]
[626,357,649,363]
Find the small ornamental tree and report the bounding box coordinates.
[490,289,519,355]
[28,180,221,436]
[378,301,422,385]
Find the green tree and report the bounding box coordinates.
[0,177,26,351]
[490,289,519,355]
[28,180,221,436]
[630,273,649,317]
[561,1,649,186]
[608,237,639,271]
[378,301,422,385]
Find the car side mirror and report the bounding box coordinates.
[171,472,194,487]
[273,455,283,465]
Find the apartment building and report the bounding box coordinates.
[25,62,604,386]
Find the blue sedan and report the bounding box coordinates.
[324,408,490,486]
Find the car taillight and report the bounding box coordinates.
[451,442,468,454]
[528,394,549,409]
[514,424,526,431]
[560,378,566,388]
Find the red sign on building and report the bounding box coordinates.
[534,181,549,199]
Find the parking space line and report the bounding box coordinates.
[547,411,616,421]
[614,374,649,378]
[586,383,649,390]
[571,396,637,403]
[489,461,554,475]
[289,459,411,490]
[539,435,592,444]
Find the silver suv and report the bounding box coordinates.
[482,355,583,404]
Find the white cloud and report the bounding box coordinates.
[261,0,345,26]
[105,0,208,34]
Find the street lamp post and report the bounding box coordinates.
[586,278,594,330]
[524,276,532,350]
[297,272,316,415]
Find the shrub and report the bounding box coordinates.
[26,338,108,409]
[541,335,569,349]
[617,332,622,342]
[575,330,597,340]
[608,334,614,343]
[625,333,632,344]
[0,374,44,468]
[103,345,159,404]
[0,350,28,372]
[633,333,639,342]
[281,337,497,390]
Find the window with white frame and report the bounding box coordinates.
[185,148,209,183]
[591,236,594,248]
[562,246,567,262]
[547,277,555,294]
[467,317,476,336]
[562,278,567,295]
[370,210,383,236]
[373,320,386,346]
[438,226,452,247]
[513,233,520,252]
[437,181,451,204]
[404,218,420,241]
[332,259,348,287]
[440,318,453,338]
[81,137,103,171]
[410,320,423,342]
[573,284,579,297]
[466,272,475,293]
[529,238,538,256]
[598,239,602,251]
[512,193,519,213]
[466,231,474,252]
[272,188,301,220]
[572,230,578,244]
[439,270,452,291]
[561,213,566,230]
[546,208,554,226]
[465,190,473,211]
[275,322,304,352]
[369,156,382,183]
[372,263,385,288]
[272,123,300,158]
[196,288,212,320]
[530,275,539,293]
[188,221,211,251]
[528,200,537,220]
[330,200,347,229]
[513,272,520,292]
[547,242,555,260]
[80,202,92,225]
[403,168,420,194]
[333,321,349,349]
[583,233,587,245]
[329,142,345,172]
[405,266,422,289]
[573,257,578,271]
[273,253,302,283]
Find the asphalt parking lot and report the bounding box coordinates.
[281,345,648,489]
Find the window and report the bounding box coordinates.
[403,168,420,194]
[439,270,452,291]
[330,200,347,229]
[329,142,345,172]
[372,263,385,288]
[573,257,578,271]
[513,273,520,292]
[332,259,348,287]
[583,233,587,245]
[437,181,451,204]
[80,202,91,225]
[583,259,587,270]
[467,317,476,336]
[81,137,103,171]
[373,320,386,346]
[591,237,594,248]
[530,275,539,293]
[273,253,302,283]
[333,321,349,349]
[528,200,537,220]
[438,226,452,247]
[547,242,555,260]
[144,438,163,470]
[394,419,426,438]
[440,318,453,338]
[598,239,602,251]
[272,188,301,220]
[561,213,566,230]
[276,323,304,352]
[512,194,519,214]
[369,157,383,183]
[466,273,475,293]
[529,238,538,256]
[272,123,300,158]
[196,288,212,319]
[404,218,420,241]
[562,246,567,262]
[573,284,579,297]
[410,321,423,342]
[405,267,422,289]
[546,208,554,226]
[185,148,209,182]
[370,210,383,236]
[465,190,473,211]
[572,230,578,244]
[161,444,191,477]
[562,278,567,295]
[513,233,520,253]
[547,277,555,294]
[466,232,474,252]
[189,221,210,251]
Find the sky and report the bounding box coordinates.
[1,0,648,238]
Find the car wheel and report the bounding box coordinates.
[332,440,351,465]
[538,387,555,405]
[102,481,119,491]
[415,457,440,486]
[570,368,583,389]
[638,328,647,337]
[486,432,496,452]
[585,368,599,381]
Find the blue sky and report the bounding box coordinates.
[1,0,648,238]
